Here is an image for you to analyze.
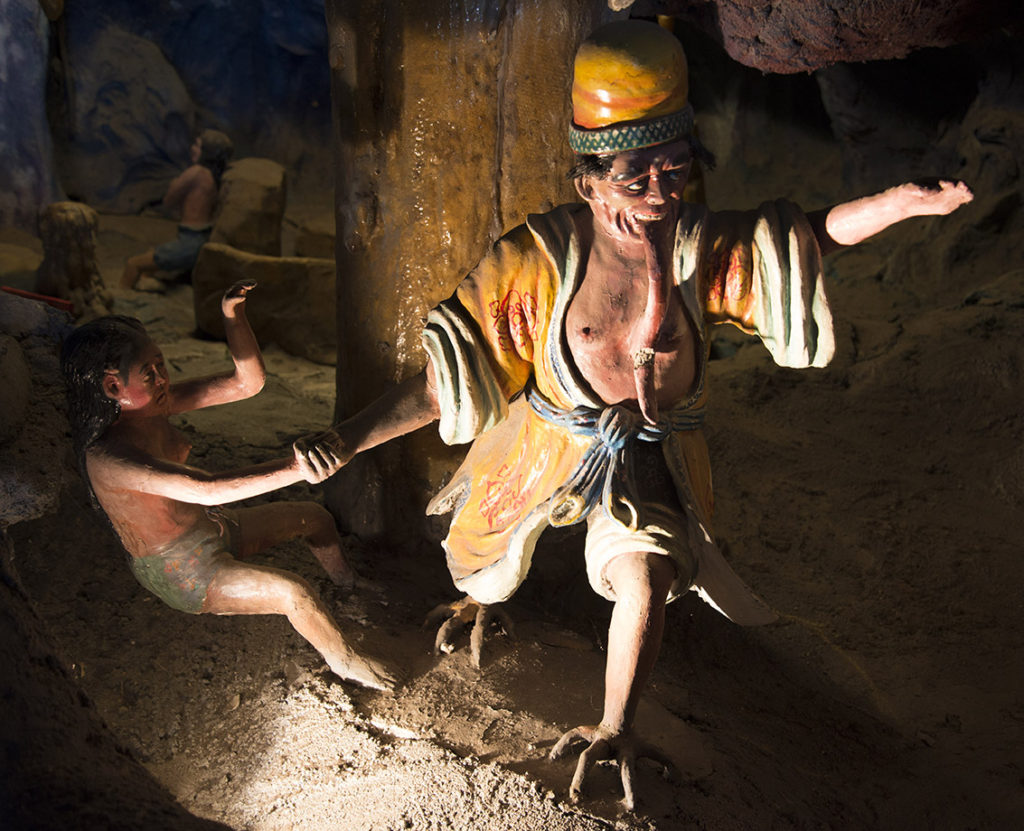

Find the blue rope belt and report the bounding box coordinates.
[526,384,705,530]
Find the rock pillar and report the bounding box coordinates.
[324,0,604,539]
[34,201,111,320]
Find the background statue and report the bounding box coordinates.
[120,129,233,289]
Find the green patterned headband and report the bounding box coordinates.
[568,105,694,155]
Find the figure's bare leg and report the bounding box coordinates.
[550,551,677,809]
[424,595,514,668]
[121,250,157,288]
[601,551,674,730]
[203,559,395,690]
[233,502,355,589]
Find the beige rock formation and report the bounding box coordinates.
[192,241,335,365]
[210,158,287,257]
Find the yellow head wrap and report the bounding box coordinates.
[569,20,693,155]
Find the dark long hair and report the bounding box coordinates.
[197,129,234,187]
[60,315,148,502]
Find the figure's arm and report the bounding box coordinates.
[169,281,266,413]
[87,437,341,506]
[162,166,200,211]
[322,363,442,465]
[808,179,973,255]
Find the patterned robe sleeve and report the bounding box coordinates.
[699,199,835,368]
[423,223,545,445]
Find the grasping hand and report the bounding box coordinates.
[222,280,257,317]
[901,179,974,217]
[293,434,346,484]
[307,428,354,466]
[823,178,974,247]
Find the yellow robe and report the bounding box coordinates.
[422,200,833,622]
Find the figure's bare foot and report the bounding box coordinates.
[549,724,677,812]
[330,649,398,691]
[423,596,514,668]
[120,262,140,289]
[321,557,356,592]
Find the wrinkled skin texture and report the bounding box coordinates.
[569,140,699,424]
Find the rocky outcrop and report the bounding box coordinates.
[0,0,63,231]
[56,25,196,212]
[210,159,287,257]
[638,0,1023,73]
[192,243,336,365]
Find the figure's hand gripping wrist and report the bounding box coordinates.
[293,431,347,484]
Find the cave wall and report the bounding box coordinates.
[1,0,334,220]
[0,0,63,231]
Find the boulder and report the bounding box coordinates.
[57,25,195,212]
[660,0,1023,73]
[288,210,336,259]
[192,242,335,365]
[211,158,287,256]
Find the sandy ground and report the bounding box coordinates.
[10,108,1024,830]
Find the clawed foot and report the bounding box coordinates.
[549,725,677,812]
[424,596,514,668]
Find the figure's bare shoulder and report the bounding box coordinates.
[83,441,130,498]
[85,434,154,485]
[86,419,189,481]
[180,163,215,188]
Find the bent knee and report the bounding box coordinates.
[605,551,676,604]
[204,564,319,616]
[277,572,320,608]
[295,502,338,540]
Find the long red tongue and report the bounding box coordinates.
[630,223,670,425]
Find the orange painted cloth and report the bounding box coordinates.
[423,200,832,621]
